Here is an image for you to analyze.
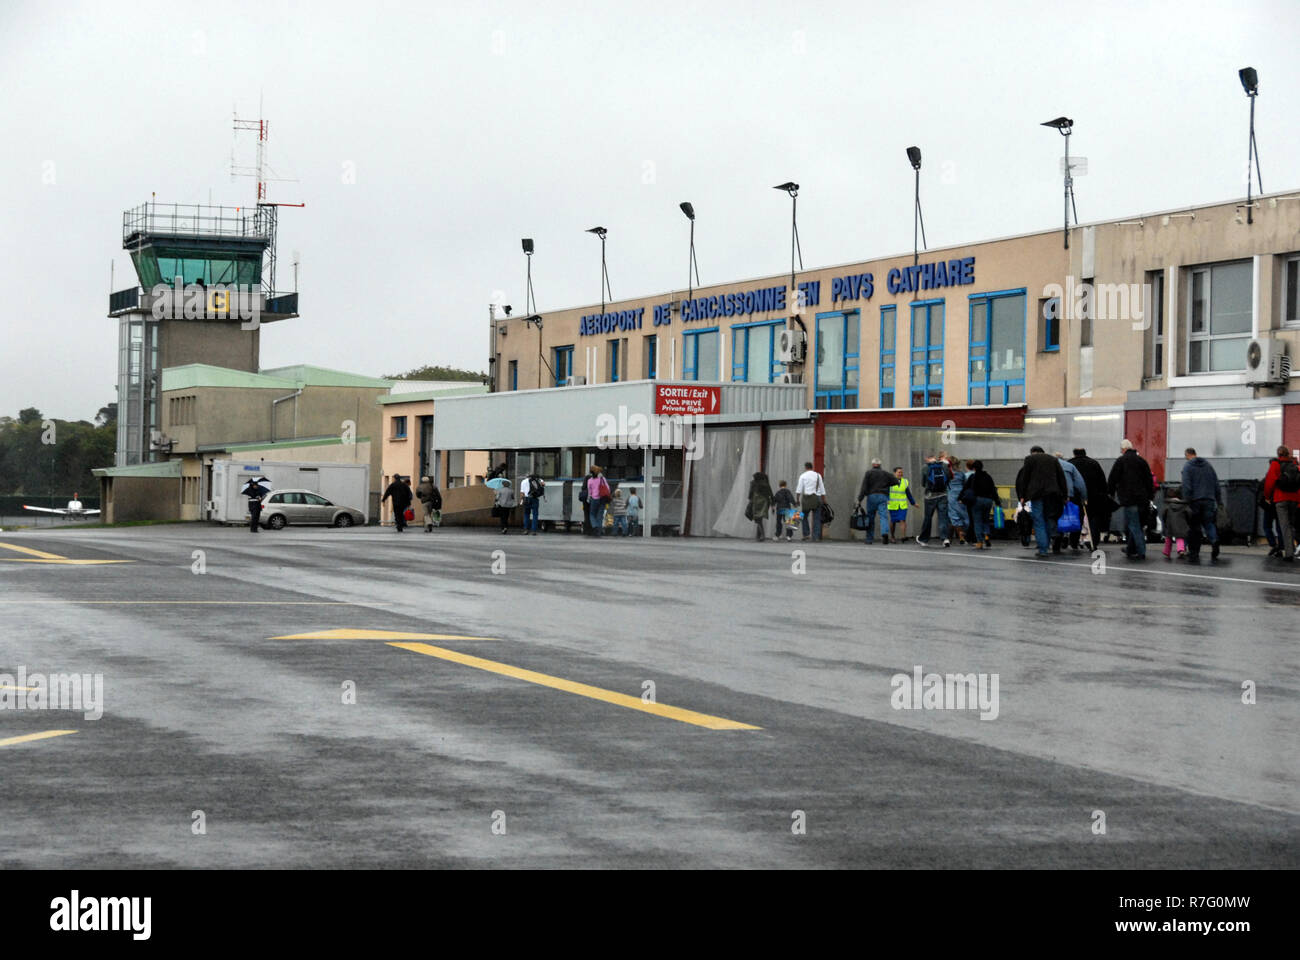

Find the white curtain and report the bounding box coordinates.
[686,427,759,537]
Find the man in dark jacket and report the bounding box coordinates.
[416,476,442,532]
[241,476,269,533]
[382,474,413,533]
[1070,448,1110,548]
[856,458,896,545]
[916,454,953,546]
[1107,440,1155,559]
[1180,448,1221,563]
[1015,446,1067,557]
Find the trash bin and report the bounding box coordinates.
[1223,479,1259,545]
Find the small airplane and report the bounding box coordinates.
[22,493,100,518]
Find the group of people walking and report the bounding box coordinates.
[739,440,1300,563]
[486,465,643,536]
[381,474,443,533]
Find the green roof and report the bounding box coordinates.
[198,435,371,453]
[378,385,489,405]
[259,364,392,389]
[92,460,184,478]
[162,364,298,391]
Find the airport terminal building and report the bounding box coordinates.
[439,190,1300,538]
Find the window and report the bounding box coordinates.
[1144,270,1165,379]
[1038,297,1060,352]
[879,306,896,408]
[508,360,518,391]
[909,300,944,407]
[683,328,719,381]
[608,339,621,382]
[644,335,657,379]
[1284,255,1300,325]
[553,345,574,386]
[969,290,1025,405]
[1186,260,1252,372]
[391,415,407,439]
[814,311,860,408]
[731,321,783,383]
[304,493,330,506]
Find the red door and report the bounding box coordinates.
[1124,409,1167,483]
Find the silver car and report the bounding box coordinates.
[259,489,365,529]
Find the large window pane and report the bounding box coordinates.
[695,331,719,381]
[1210,262,1252,335]
[989,295,1025,376]
[1208,337,1249,371]
[818,318,844,389]
[1190,272,1206,333]
[747,327,768,382]
[846,312,860,355]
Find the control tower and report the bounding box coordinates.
[108,201,299,465]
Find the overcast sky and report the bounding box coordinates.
[2,0,1298,421]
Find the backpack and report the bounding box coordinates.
[578,481,589,503]
[1277,459,1300,494]
[925,461,948,492]
[528,475,545,498]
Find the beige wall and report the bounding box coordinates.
[160,320,260,374]
[492,193,1300,411]
[377,398,489,524]
[100,476,181,524]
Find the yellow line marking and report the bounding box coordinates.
[0,542,132,565]
[2,559,133,565]
[0,542,68,560]
[0,730,77,747]
[272,628,498,641]
[388,640,760,731]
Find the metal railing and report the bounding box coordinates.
[122,202,272,243]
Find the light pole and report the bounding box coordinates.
[773,182,803,307]
[522,238,536,314]
[679,202,700,303]
[1239,67,1262,225]
[1041,117,1077,249]
[906,147,927,269]
[586,226,612,315]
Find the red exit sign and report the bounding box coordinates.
[655,385,720,416]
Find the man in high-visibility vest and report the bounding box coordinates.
[887,467,917,543]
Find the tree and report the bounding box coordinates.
[18,407,43,425]
[95,402,118,427]
[384,364,486,382]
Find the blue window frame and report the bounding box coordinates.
[683,327,719,381]
[608,339,620,383]
[1041,296,1060,353]
[813,310,860,409]
[730,320,784,383]
[909,300,944,407]
[879,305,896,408]
[968,289,1027,405]
[645,335,657,379]
[392,415,407,439]
[553,345,574,387]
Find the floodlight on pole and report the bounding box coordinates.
[1239,67,1263,225]
[680,202,700,302]
[521,238,536,315]
[906,147,927,269]
[1041,116,1077,249]
[773,182,803,309]
[586,226,612,314]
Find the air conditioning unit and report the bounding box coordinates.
[778,328,807,363]
[1245,337,1290,385]
[567,375,587,386]
[779,372,804,385]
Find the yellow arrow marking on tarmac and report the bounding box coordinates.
[272,628,759,729]
[0,730,77,748]
[389,640,760,731]
[0,542,131,565]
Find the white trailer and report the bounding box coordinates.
[208,460,371,525]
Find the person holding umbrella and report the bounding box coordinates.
[240,476,270,533]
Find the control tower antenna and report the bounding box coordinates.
[230,100,304,296]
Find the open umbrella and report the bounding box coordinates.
[485,477,509,490]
